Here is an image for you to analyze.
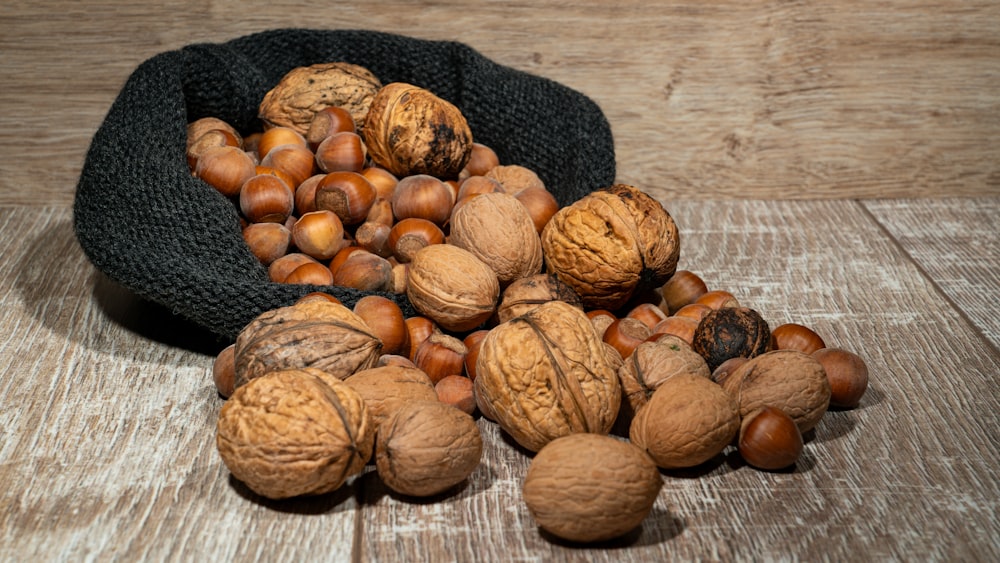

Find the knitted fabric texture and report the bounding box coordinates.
[73,28,616,341]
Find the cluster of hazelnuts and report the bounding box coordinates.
[185,109,559,293]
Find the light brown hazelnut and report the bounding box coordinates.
[306,106,356,149]
[626,302,669,330]
[187,128,242,170]
[435,374,476,414]
[257,126,308,158]
[212,344,236,398]
[361,167,399,200]
[293,173,326,215]
[812,347,869,408]
[696,290,741,310]
[513,186,560,234]
[461,142,500,177]
[391,174,455,226]
[315,131,367,173]
[239,174,295,224]
[291,210,345,260]
[738,406,804,470]
[194,145,257,197]
[603,317,652,360]
[242,222,291,265]
[387,218,445,263]
[332,250,393,292]
[404,316,439,361]
[315,171,377,226]
[659,270,708,314]
[413,332,469,384]
[285,261,335,286]
[772,323,827,355]
[353,295,409,357]
[268,252,320,283]
[354,220,393,258]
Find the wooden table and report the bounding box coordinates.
[2,2,997,561]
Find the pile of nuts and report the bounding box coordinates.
[192,62,870,544]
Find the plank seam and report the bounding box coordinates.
[855,199,1000,359]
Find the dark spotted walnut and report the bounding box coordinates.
[692,306,771,372]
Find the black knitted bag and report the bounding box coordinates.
[74,29,616,341]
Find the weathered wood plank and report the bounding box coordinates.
[862,198,1000,350]
[1,0,998,206]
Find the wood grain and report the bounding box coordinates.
[3,202,995,560]
[1,0,998,206]
[863,198,1000,350]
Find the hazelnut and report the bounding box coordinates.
[461,142,500,177]
[212,344,236,398]
[315,131,367,173]
[390,174,455,226]
[291,210,345,261]
[626,302,669,330]
[194,145,257,197]
[239,174,295,224]
[353,295,409,357]
[187,128,241,170]
[696,290,741,310]
[332,250,393,292]
[387,218,445,263]
[650,315,699,345]
[603,317,652,360]
[812,347,869,408]
[293,174,326,215]
[586,310,617,339]
[259,142,315,188]
[242,222,291,265]
[772,323,827,355]
[456,176,505,201]
[187,117,241,152]
[361,167,399,200]
[413,332,468,384]
[285,261,335,286]
[659,270,708,314]
[268,252,320,283]
[306,106,356,149]
[403,316,439,361]
[513,187,560,234]
[673,303,713,322]
[435,375,476,414]
[738,406,804,471]
[257,126,308,159]
[315,171,377,226]
[462,329,490,381]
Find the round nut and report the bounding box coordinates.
[721,349,832,433]
[449,192,544,287]
[692,307,771,372]
[522,433,662,543]
[375,400,482,497]
[233,300,382,388]
[343,365,438,431]
[406,244,500,332]
[216,368,374,499]
[541,184,680,311]
[474,300,621,452]
[617,336,711,427]
[629,373,739,469]
[258,62,382,134]
[496,273,582,324]
[363,82,473,179]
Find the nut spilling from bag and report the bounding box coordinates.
[192,62,870,543]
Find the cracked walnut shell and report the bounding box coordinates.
[362,82,473,179]
[474,300,621,452]
[216,367,374,499]
[233,300,382,389]
[523,433,662,543]
[541,184,680,311]
[258,62,382,134]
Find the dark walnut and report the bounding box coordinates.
[522,433,662,543]
[541,184,680,311]
[233,300,382,389]
[474,300,621,452]
[362,82,473,179]
[496,273,582,324]
[692,306,771,372]
[216,367,374,499]
[258,62,382,134]
[375,400,482,497]
[721,349,832,433]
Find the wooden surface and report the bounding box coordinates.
[1,1,999,561]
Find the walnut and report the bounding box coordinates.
[258,62,382,134]
[474,300,621,452]
[375,400,483,497]
[362,82,473,179]
[692,306,771,371]
[483,164,545,195]
[448,192,543,287]
[629,372,740,469]
[216,368,374,499]
[522,433,662,543]
[405,243,500,332]
[541,184,680,311]
[721,349,831,433]
[617,336,711,427]
[496,273,582,324]
[342,364,439,431]
[233,300,382,389]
